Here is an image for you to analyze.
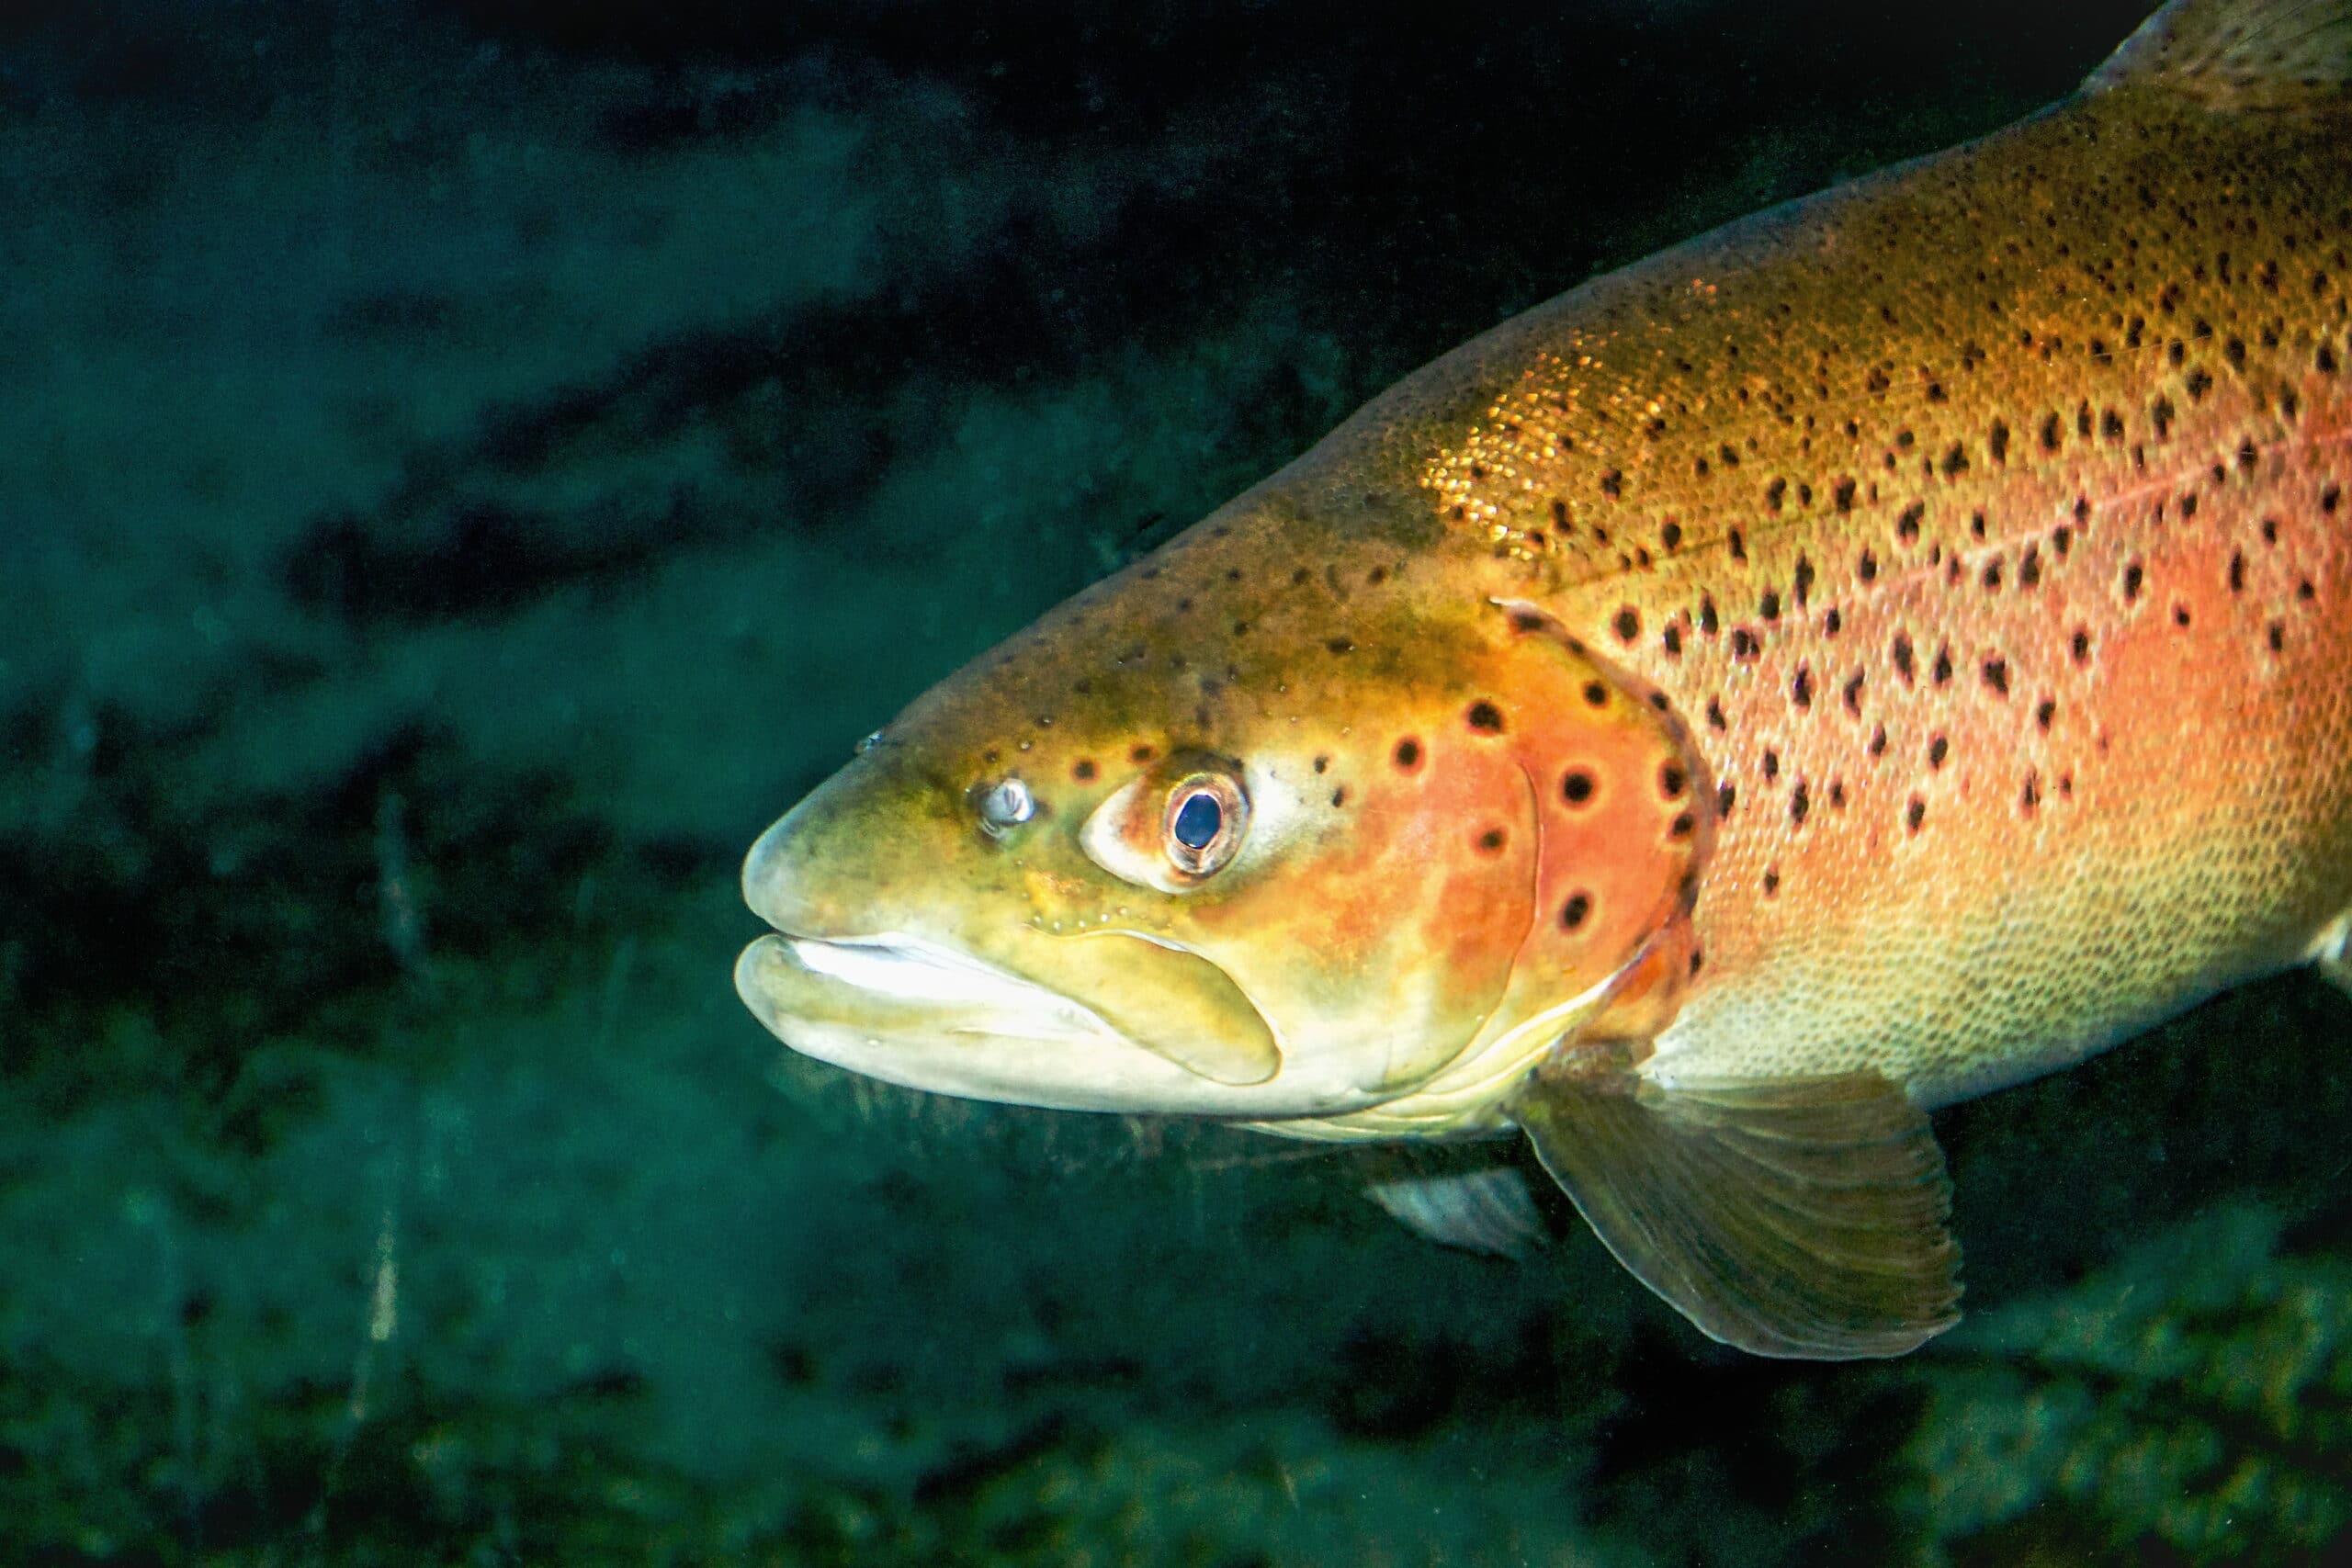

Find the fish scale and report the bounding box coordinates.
[740,0,2352,1357]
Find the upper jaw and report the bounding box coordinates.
[733,930,1289,1114]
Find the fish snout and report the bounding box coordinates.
[741,757,944,941]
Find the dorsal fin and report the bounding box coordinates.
[2086,0,2352,107]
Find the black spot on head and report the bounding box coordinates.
[1073,759,1097,782]
[1326,637,1355,656]
[1562,770,1596,807]
[2173,604,2191,628]
[1560,893,1592,931]
[1394,738,1423,770]
[1465,702,1504,734]
[1331,786,1348,807]
[1313,755,1329,773]
[1583,682,1609,708]
[1669,810,1697,840]
[1659,762,1687,799]
[1476,828,1506,854]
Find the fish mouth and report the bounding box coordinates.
[734,928,1289,1115]
[765,931,1116,1042]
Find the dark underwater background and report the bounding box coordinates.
[7,0,2352,1562]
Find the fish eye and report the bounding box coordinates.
[1164,773,1247,876]
[975,776,1035,836]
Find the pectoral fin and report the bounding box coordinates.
[1509,1055,1961,1359]
[1366,1168,1548,1260]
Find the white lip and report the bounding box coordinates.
[785,932,1112,1041]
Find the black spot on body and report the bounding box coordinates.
[1562,770,1596,806]
[1561,893,1592,931]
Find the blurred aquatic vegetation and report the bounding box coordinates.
[1915,1205,2352,1565]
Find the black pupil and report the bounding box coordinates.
[1172,791,1223,852]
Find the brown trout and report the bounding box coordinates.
[736,0,2352,1358]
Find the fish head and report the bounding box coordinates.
[737,515,1712,1123]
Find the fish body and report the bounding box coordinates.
[738,0,2352,1358]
